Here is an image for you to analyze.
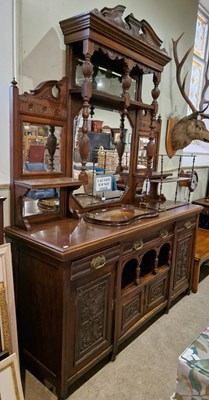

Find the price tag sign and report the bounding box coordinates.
[93,174,113,194]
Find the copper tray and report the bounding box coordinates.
[84,205,158,226]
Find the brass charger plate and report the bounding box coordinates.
[84,205,158,226]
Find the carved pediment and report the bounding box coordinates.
[12,77,68,119]
[100,5,130,30]
[98,5,164,51]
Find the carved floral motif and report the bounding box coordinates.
[77,281,107,356]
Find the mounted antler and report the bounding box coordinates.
[166,33,209,158]
[200,57,209,111]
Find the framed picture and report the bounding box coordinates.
[112,129,121,143]
[0,353,24,400]
[0,244,19,361]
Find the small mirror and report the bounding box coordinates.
[75,58,137,100]
[137,136,149,169]
[73,108,132,208]
[141,74,153,104]
[23,191,60,218]
[23,123,63,173]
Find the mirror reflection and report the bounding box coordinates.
[23,123,63,173]
[75,59,137,100]
[138,136,149,169]
[73,108,132,208]
[22,122,62,217]
[141,74,153,104]
[23,193,60,217]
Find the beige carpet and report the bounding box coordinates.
[25,265,209,400]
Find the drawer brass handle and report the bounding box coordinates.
[184,221,192,229]
[132,240,144,251]
[91,255,106,269]
[159,229,168,239]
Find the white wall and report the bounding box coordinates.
[0,0,14,226]
[20,0,199,163]
[0,0,201,226]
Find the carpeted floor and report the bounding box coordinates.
[25,264,209,400]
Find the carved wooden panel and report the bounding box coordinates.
[145,271,168,311]
[74,273,113,364]
[173,233,194,291]
[18,78,67,120]
[121,289,143,333]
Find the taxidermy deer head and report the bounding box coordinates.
[166,33,209,158]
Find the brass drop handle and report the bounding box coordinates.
[184,221,192,229]
[159,229,168,239]
[91,255,106,269]
[132,239,144,251]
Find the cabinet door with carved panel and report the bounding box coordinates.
[172,218,196,298]
[144,268,169,313]
[68,246,119,379]
[118,257,170,343]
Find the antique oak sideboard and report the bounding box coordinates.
[5,205,201,399]
[5,6,201,399]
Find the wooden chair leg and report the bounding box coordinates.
[192,260,201,293]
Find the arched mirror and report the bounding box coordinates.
[10,77,83,228]
[72,108,132,208]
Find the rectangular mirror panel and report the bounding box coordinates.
[23,123,63,173]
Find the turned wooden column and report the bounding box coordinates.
[116,63,132,173]
[78,52,93,183]
[146,72,161,172]
[47,125,57,171]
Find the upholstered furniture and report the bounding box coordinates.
[173,327,209,399]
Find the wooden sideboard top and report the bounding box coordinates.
[193,198,209,208]
[5,204,202,260]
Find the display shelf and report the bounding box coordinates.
[14,177,81,190]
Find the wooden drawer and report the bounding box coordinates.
[121,224,174,255]
[71,245,120,280]
[176,216,197,233]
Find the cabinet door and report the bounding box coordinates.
[69,264,116,376]
[118,267,169,341]
[144,269,169,313]
[119,286,144,338]
[172,225,195,296]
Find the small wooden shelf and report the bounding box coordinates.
[69,87,155,111]
[149,177,191,183]
[13,177,82,230]
[14,177,81,190]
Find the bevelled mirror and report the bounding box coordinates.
[75,54,137,100]
[72,107,132,208]
[22,122,63,174]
